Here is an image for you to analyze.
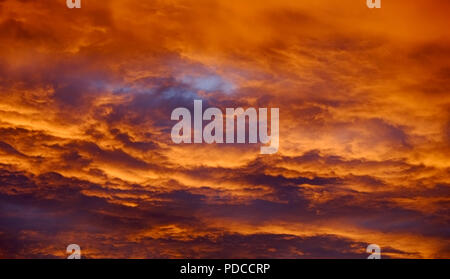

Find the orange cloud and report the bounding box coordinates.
[0,0,448,258]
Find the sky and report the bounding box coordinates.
[0,0,449,258]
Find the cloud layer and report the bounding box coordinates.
[0,0,449,258]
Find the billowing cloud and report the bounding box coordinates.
[0,0,449,258]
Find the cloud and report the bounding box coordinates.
[0,0,449,259]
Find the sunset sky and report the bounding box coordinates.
[0,0,449,258]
